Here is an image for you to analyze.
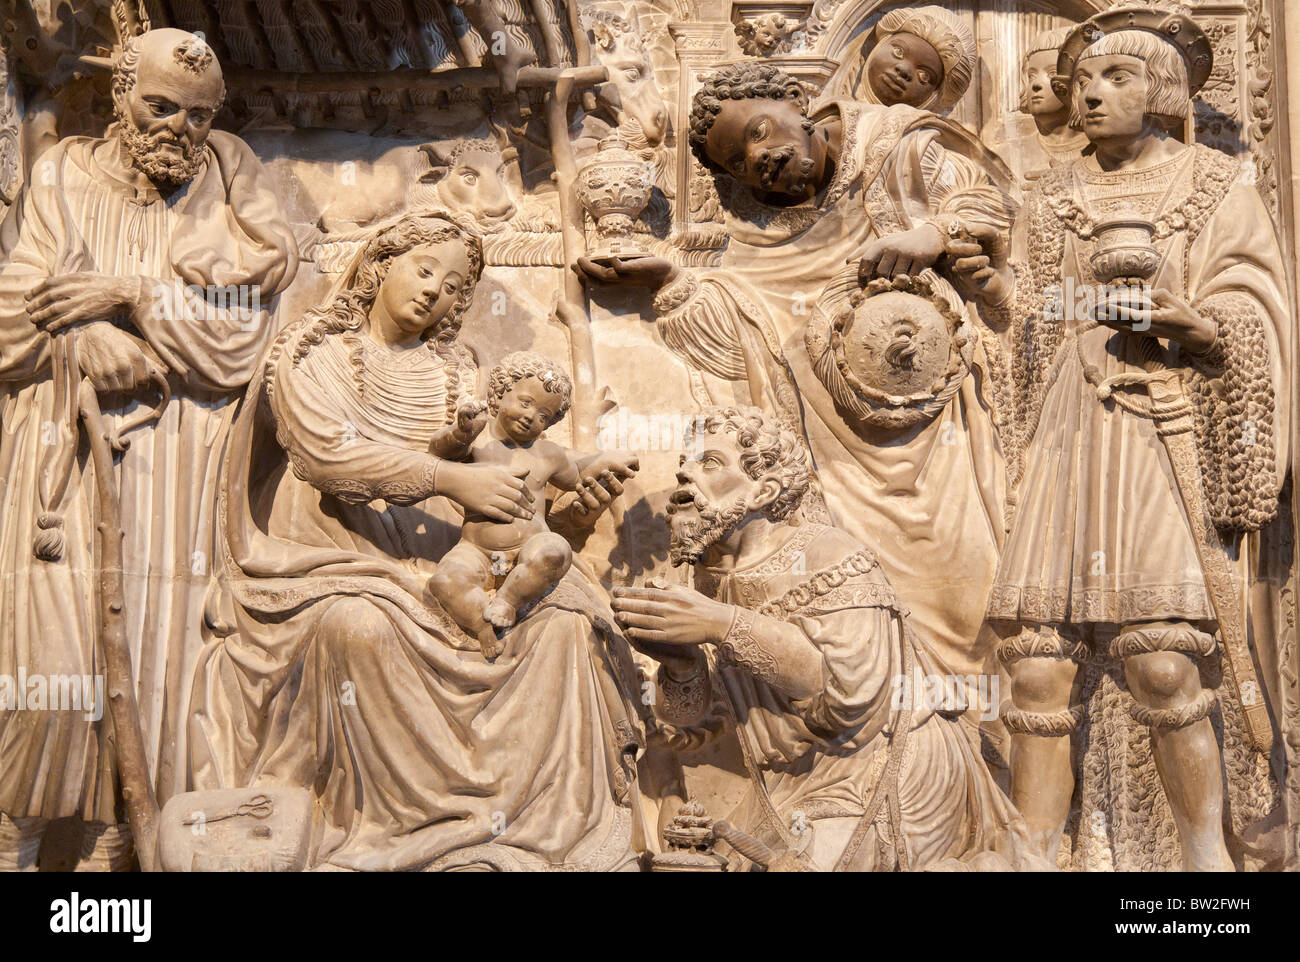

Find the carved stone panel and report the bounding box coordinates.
[0,0,1295,885]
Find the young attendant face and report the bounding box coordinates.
[1023,49,1066,116]
[1074,53,1151,143]
[866,31,944,108]
[497,374,564,444]
[375,239,470,339]
[703,96,818,198]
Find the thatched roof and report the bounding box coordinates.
[140,0,578,75]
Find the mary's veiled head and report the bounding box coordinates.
[314,212,485,347]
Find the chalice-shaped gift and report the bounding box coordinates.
[576,134,655,265]
[1085,212,1170,395]
[1089,212,1161,287]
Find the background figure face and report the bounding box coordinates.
[374,239,470,341]
[1023,49,1067,118]
[866,31,944,108]
[1074,52,1152,144]
[667,433,757,565]
[703,96,817,198]
[496,374,563,444]
[113,29,225,188]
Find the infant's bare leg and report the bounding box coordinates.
[484,532,572,628]
[428,541,498,652]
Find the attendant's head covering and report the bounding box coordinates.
[871,6,977,113]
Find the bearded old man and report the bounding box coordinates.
[582,60,1017,687]
[612,407,1039,871]
[0,28,297,869]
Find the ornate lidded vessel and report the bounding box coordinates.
[575,134,655,264]
[650,800,728,872]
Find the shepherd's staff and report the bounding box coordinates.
[72,339,171,871]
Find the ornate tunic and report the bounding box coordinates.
[653,101,1015,677]
[989,145,1290,626]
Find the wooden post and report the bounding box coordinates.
[79,379,160,872]
[546,68,603,449]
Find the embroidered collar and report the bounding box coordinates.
[712,524,821,581]
[1047,148,1204,240]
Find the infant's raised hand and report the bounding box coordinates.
[589,452,640,479]
[608,453,640,478]
[573,469,625,516]
[456,399,490,435]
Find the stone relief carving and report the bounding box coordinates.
[0,21,298,871]
[733,12,805,57]
[1016,26,1091,181]
[428,348,640,654]
[614,404,1046,871]
[0,53,19,210]
[990,3,1289,872]
[582,4,671,148]
[805,271,973,431]
[0,0,1295,876]
[813,4,978,118]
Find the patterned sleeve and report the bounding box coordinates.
[1184,291,1278,531]
[1181,159,1290,531]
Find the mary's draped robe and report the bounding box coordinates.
[188,318,648,871]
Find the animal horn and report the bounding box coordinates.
[417,141,453,166]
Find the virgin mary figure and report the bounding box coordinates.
[187,212,646,871]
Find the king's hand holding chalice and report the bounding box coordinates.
[1090,212,1217,356]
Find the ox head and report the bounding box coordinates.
[586,7,669,147]
[409,138,518,228]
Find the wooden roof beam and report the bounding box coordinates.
[221,63,607,94]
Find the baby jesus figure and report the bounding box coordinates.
[429,351,639,659]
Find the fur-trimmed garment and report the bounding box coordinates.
[989,144,1291,626]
